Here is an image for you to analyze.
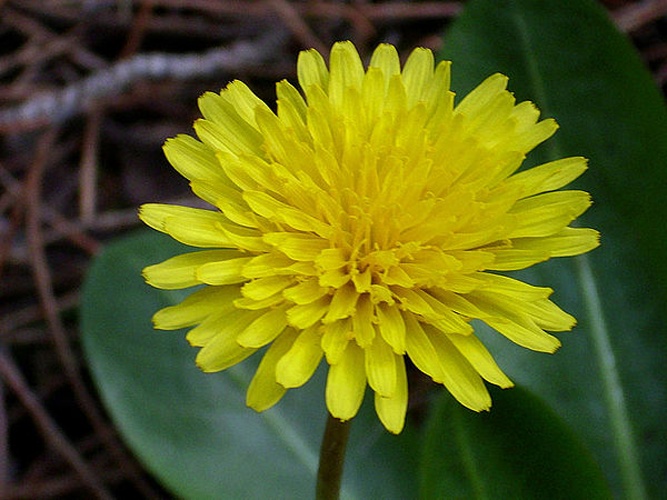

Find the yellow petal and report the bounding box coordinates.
[152,286,240,330]
[219,224,271,253]
[315,248,348,271]
[138,203,231,248]
[196,256,254,285]
[385,73,407,119]
[190,179,251,222]
[234,293,284,311]
[447,334,513,388]
[376,303,406,354]
[286,296,329,329]
[193,311,261,371]
[219,80,271,128]
[505,157,588,197]
[486,248,551,271]
[321,319,351,364]
[474,273,553,301]
[197,91,264,155]
[512,227,600,257]
[430,289,487,319]
[263,232,329,261]
[455,73,508,120]
[283,278,329,305]
[408,289,473,335]
[326,342,366,421]
[194,119,240,155]
[187,308,261,348]
[297,48,329,99]
[163,134,225,182]
[306,96,336,153]
[243,252,298,279]
[236,306,288,348]
[365,336,397,398]
[374,357,408,434]
[319,267,350,289]
[143,250,244,289]
[383,266,415,288]
[254,105,294,165]
[328,41,365,108]
[424,60,453,131]
[508,117,558,153]
[361,67,387,126]
[275,325,323,388]
[508,190,592,238]
[468,289,568,342]
[401,47,434,106]
[242,275,294,301]
[322,282,358,323]
[352,295,375,347]
[230,154,279,192]
[246,329,299,411]
[471,289,575,331]
[215,151,261,191]
[369,43,400,82]
[404,314,443,382]
[426,326,492,411]
[276,80,307,127]
[484,316,561,353]
[196,338,256,373]
[244,190,332,237]
[369,284,394,305]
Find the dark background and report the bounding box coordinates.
[1,1,665,498]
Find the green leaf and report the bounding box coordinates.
[420,386,612,499]
[439,0,667,498]
[81,230,418,500]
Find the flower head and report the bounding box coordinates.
[140,41,599,434]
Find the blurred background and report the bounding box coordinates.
[0,1,666,498]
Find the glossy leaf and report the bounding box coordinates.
[81,230,418,499]
[420,386,611,499]
[437,0,667,498]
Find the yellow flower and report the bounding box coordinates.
[139,41,599,434]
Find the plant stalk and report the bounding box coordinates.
[316,413,351,500]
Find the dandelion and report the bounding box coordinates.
[139,41,599,434]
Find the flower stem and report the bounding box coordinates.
[316,413,351,500]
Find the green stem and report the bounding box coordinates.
[316,413,351,500]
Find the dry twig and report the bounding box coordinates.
[0,1,664,497]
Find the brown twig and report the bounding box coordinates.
[0,29,288,132]
[0,1,663,498]
[268,0,328,53]
[120,0,463,21]
[1,292,79,344]
[118,0,155,59]
[0,347,113,499]
[24,129,160,499]
[0,171,24,280]
[0,374,7,498]
[0,166,100,262]
[0,6,107,77]
[613,0,667,32]
[2,467,131,500]
[79,110,104,226]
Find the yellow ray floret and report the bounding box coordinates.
[140,41,599,434]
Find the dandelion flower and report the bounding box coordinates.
[139,41,599,434]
